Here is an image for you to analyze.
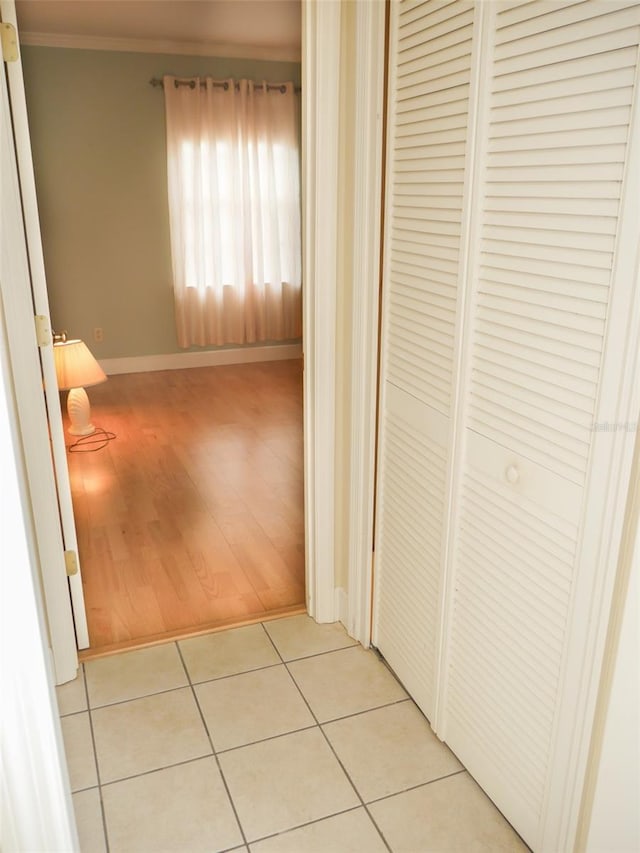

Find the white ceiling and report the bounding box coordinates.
[15,1,301,60]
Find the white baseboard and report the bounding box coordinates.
[334,587,349,631]
[99,343,302,376]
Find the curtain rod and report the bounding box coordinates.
[149,77,301,94]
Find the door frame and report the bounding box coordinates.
[345,0,386,644]
[301,0,341,623]
[302,0,386,638]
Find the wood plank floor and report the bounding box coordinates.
[65,359,305,655]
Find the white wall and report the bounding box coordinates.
[585,523,640,853]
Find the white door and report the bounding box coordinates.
[372,0,477,720]
[1,1,89,661]
[374,1,640,850]
[438,4,640,849]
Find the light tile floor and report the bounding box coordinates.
[56,614,529,852]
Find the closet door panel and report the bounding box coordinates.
[373,0,475,720]
[444,1,640,847]
[375,388,449,719]
[447,434,582,840]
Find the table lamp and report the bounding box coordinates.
[53,339,107,435]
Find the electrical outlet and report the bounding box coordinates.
[93,327,104,342]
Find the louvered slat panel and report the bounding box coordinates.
[495,1,639,44]
[490,104,631,138]
[496,0,633,30]
[391,250,459,278]
[384,0,473,415]
[375,407,448,719]
[448,455,580,834]
[468,0,639,481]
[481,254,613,289]
[374,0,474,720]
[474,340,598,396]
[492,4,640,65]
[482,222,617,253]
[445,4,640,846]
[399,3,474,53]
[492,44,637,92]
[470,3,639,483]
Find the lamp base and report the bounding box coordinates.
[68,424,97,437]
[67,387,96,436]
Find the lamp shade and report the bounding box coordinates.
[53,339,107,390]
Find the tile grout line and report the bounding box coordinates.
[79,618,472,851]
[365,768,469,807]
[318,719,394,852]
[83,680,194,711]
[271,641,360,665]
[260,623,394,853]
[188,659,283,689]
[80,661,111,853]
[97,754,224,789]
[82,659,287,712]
[175,640,250,850]
[258,626,383,848]
[215,722,319,756]
[244,804,366,849]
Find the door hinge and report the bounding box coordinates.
[1,23,18,63]
[34,314,51,347]
[64,551,78,577]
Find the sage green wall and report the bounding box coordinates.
[21,46,301,359]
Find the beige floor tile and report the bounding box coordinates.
[219,728,359,842]
[369,772,529,852]
[195,664,314,751]
[85,643,187,707]
[264,614,357,661]
[179,624,280,683]
[56,667,88,716]
[249,808,388,853]
[61,712,98,791]
[102,757,242,853]
[73,788,106,853]
[92,687,211,783]
[324,701,463,802]
[288,646,407,722]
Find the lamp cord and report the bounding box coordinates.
[67,427,116,452]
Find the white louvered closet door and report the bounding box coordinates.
[372,0,476,720]
[374,0,640,850]
[442,2,640,848]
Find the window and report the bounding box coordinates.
[164,77,301,347]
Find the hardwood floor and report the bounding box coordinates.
[65,359,305,656]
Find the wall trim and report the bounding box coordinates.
[18,31,301,62]
[346,0,386,648]
[99,342,302,376]
[301,0,340,624]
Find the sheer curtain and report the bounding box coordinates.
[163,76,301,348]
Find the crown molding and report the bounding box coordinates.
[18,31,301,62]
